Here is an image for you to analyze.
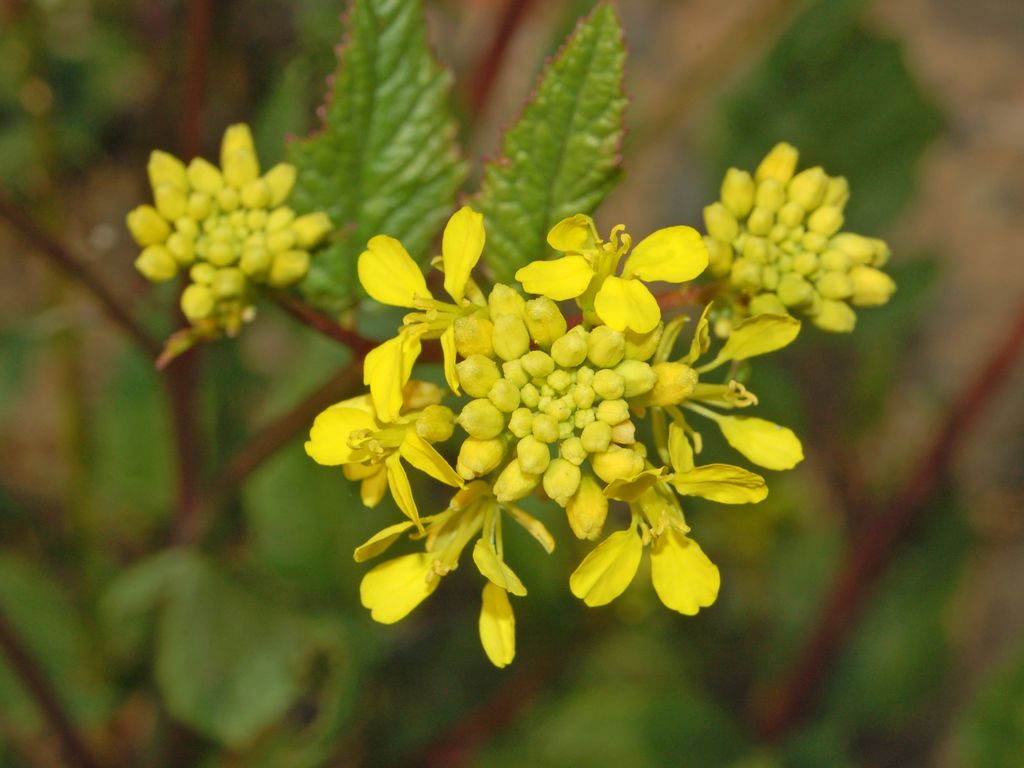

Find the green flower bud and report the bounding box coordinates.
[494,461,540,503]
[573,383,596,410]
[547,369,572,393]
[181,283,215,321]
[492,314,530,361]
[517,435,551,475]
[816,271,853,300]
[239,247,271,278]
[488,283,526,318]
[610,420,636,445]
[574,407,596,430]
[824,176,849,209]
[266,229,296,252]
[828,233,874,264]
[705,236,734,277]
[721,168,755,218]
[488,378,521,412]
[542,458,581,507]
[519,383,539,409]
[508,408,533,438]
[787,166,828,210]
[501,359,528,388]
[215,186,240,213]
[762,266,780,291]
[704,202,739,243]
[266,207,296,232]
[148,150,188,191]
[819,248,850,272]
[744,236,769,264]
[166,232,195,265]
[587,325,625,368]
[190,263,216,284]
[416,404,455,443]
[592,369,625,400]
[747,207,774,237]
[777,273,815,307]
[457,355,501,398]
[292,212,332,248]
[223,146,260,189]
[648,362,698,407]
[755,178,786,212]
[791,251,819,276]
[807,206,844,237]
[212,267,246,299]
[870,238,891,267]
[520,350,554,378]
[777,200,805,229]
[580,420,612,454]
[135,245,178,282]
[769,224,788,245]
[590,445,644,483]
[624,324,662,361]
[175,217,199,239]
[731,258,762,291]
[531,413,559,443]
[457,437,506,479]
[240,179,271,209]
[264,163,296,205]
[453,315,494,359]
[748,293,788,316]
[268,250,310,287]
[849,266,896,306]
[812,299,856,333]
[543,397,572,424]
[524,297,567,348]
[154,183,187,221]
[458,399,506,439]
[596,399,629,425]
[126,205,171,247]
[614,360,657,398]
[550,326,588,368]
[801,231,828,253]
[566,474,608,540]
[186,157,223,194]
[755,142,798,184]
[560,436,587,466]
[576,366,594,385]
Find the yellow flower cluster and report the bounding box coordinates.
[704,142,895,333]
[126,124,332,335]
[306,207,805,667]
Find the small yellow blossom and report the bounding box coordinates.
[515,214,709,334]
[126,123,332,335]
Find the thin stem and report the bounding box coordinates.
[0,605,101,768]
[756,300,1024,741]
[466,0,535,120]
[0,190,160,357]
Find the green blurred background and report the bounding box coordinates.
[1,0,1023,765]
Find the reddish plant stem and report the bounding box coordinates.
[0,191,161,357]
[212,365,363,495]
[0,606,101,768]
[466,0,535,118]
[179,0,212,159]
[757,300,1024,741]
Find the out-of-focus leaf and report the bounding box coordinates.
[706,0,943,231]
[475,3,627,282]
[955,636,1024,768]
[102,551,344,747]
[0,330,33,420]
[288,0,466,313]
[0,553,113,734]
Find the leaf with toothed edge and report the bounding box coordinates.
[474,2,628,283]
[288,0,467,314]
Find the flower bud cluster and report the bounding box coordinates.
[452,291,664,540]
[704,142,895,333]
[126,124,332,335]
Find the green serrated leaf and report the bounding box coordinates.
[288,0,466,314]
[475,2,627,282]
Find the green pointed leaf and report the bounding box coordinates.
[475,3,627,282]
[288,0,467,313]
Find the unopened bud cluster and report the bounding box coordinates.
[704,142,895,332]
[126,124,332,335]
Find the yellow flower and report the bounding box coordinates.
[569,483,719,615]
[126,123,331,335]
[357,206,488,420]
[515,214,709,334]
[304,382,462,527]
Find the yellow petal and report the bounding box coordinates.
[671,464,768,504]
[505,504,556,553]
[399,431,463,488]
[623,226,709,283]
[354,520,416,563]
[603,468,666,502]
[442,206,485,303]
[650,528,720,615]
[683,303,713,364]
[701,314,801,370]
[717,415,804,471]
[364,333,421,422]
[359,467,388,508]
[547,214,598,252]
[472,540,527,596]
[385,452,420,526]
[668,423,694,472]
[360,553,438,624]
[515,256,594,301]
[441,325,459,395]
[358,235,429,307]
[304,406,376,465]
[479,583,515,668]
[569,528,643,607]
[594,276,661,334]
